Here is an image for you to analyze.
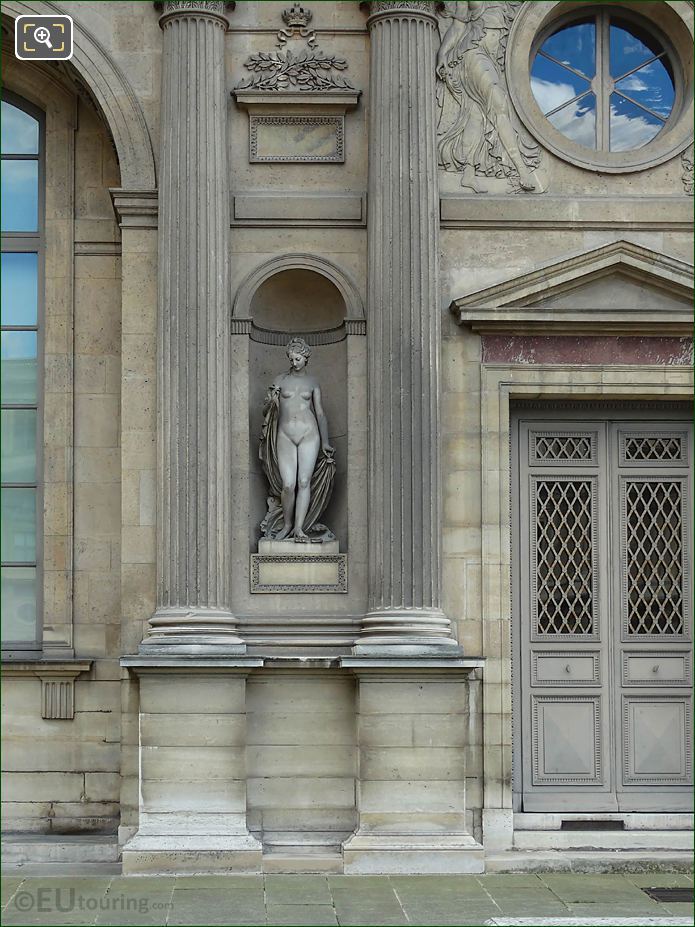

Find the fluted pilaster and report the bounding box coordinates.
[142,0,243,652]
[357,1,458,652]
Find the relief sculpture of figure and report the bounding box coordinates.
[436,1,543,193]
[259,337,336,542]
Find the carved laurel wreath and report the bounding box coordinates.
[237,49,356,91]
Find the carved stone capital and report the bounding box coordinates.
[361,0,441,26]
[155,0,233,27]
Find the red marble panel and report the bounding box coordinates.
[482,336,694,366]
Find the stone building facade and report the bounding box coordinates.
[1,0,693,874]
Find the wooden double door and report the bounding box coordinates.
[514,407,693,812]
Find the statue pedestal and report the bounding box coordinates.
[251,540,347,594]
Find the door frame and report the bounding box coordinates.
[510,400,693,812]
[467,361,692,832]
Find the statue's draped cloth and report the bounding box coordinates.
[259,385,336,540]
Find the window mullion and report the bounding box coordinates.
[596,10,610,151]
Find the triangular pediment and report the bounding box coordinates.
[451,241,694,335]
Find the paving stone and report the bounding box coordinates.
[95,879,174,925]
[1,877,113,926]
[174,875,263,892]
[266,874,332,905]
[268,903,339,925]
[1,878,24,908]
[334,911,409,927]
[485,920,694,926]
[478,875,546,890]
[663,903,695,916]
[168,888,266,926]
[567,904,683,917]
[628,874,694,888]
[396,904,501,926]
[539,874,659,904]
[329,875,408,926]
[390,875,490,899]
[493,902,571,916]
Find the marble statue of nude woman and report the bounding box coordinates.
[259,337,336,542]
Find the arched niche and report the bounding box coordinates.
[250,269,346,333]
[230,256,368,633]
[233,253,364,321]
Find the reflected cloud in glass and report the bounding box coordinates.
[547,93,597,148]
[610,94,662,151]
[531,56,591,114]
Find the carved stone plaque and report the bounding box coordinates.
[250,115,344,163]
[251,541,347,593]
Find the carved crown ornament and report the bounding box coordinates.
[234,4,357,94]
[279,4,316,47]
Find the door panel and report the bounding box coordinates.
[517,413,693,813]
[520,422,612,809]
[622,697,691,784]
[613,423,693,810]
[532,696,603,784]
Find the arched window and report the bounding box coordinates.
[531,8,676,153]
[1,91,43,651]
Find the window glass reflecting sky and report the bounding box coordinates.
[541,21,596,78]
[615,59,675,119]
[532,15,674,152]
[1,161,39,232]
[1,102,39,155]
[1,253,38,326]
[548,94,596,149]
[610,94,662,151]
[609,24,663,80]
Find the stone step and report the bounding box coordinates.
[513,830,694,851]
[263,831,345,848]
[262,845,344,874]
[486,849,695,874]
[514,813,694,831]
[1,834,119,866]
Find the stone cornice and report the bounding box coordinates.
[110,188,158,229]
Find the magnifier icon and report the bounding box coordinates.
[33,25,53,49]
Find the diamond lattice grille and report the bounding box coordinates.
[624,436,683,462]
[535,435,593,461]
[625,480,684,635]
[535,480,594,635]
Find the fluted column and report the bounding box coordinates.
[357,1,458,652]
[142,0,243,652]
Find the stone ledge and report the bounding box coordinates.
[1,660,92,720]
[234,89,360,109]
[441,195,695,230]
[121,656,264,673]
[455,306,692,336]
[232,193,366,227]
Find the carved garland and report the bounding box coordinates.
[236,4,356,93]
